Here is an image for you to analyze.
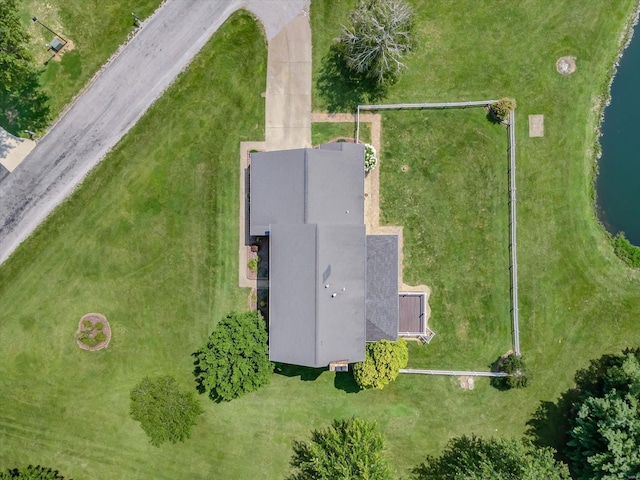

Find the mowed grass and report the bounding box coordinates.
[380,108,511,370]
[311,121,371,145]
[2,3,640,480]
[312,0,640,457]
[18,0,161,125]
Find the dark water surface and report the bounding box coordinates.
[596,22,640,246]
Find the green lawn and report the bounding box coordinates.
[380,108,512,370]
[311,121,371,145]
[18,0,161,128]
[2,2,640,479]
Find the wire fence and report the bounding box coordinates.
[356,100,521,360]
[508,109,520,356]
[400,369,509,377]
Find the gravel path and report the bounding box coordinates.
[0,0,308,265]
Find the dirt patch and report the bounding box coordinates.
[51,39,76,62]
[76,313,111,351]
[458,376,475,390]
[528,114,545,137]
[556,56,576,75]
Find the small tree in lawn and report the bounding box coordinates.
[500,353,529,389]
[352,338,408,390]
[0,465,68,479]
[193,310,273,401]
[337,0,414,85]
[130,375,203,447]
[288,417,392,480]
[490,98,516,121]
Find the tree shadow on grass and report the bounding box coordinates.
[525,389,578,464]
[317,45,388,113]
[334,371,360,394]
[274,362,326,381]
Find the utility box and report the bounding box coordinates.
[49,38,64,53]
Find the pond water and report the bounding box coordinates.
[596,22,640,246]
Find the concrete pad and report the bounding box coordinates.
[0,127,36,173]
[529,115,544,137]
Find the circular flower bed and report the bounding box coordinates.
[76,313,111,351]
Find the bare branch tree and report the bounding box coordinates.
[337,0,414,85]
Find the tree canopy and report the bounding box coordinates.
[566,348,640,479]
[193,310,272,401]
[0,0,50,133]
[130,375,203,447]
[288,417,392,480]
[337,0,414,85]
[412,435,570,480]
[352,338,408,390]
[0,465,67,479]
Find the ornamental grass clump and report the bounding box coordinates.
[491,98,516,121]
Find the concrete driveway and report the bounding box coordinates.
[0,0,310,264]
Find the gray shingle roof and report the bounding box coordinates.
[365,235,399,342]
[251,143,397,368]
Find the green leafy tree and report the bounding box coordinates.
[193,310,272,401]
[337,0,414,85]
[0,0,50,133]
[130,375,203,447]
[288,417,392,480]
[490,98,516,121]
[0,465,67,479]
[352,338,408,390]
[412,435,570,480]
[500,353,529,389]
[566,349,640,479]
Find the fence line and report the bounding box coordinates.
[400,369,509,377]
[356,101,521,358]
[508,109,520,356]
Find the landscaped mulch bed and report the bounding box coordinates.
[76,313,111,351]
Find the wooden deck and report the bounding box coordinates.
[399,293,425,333]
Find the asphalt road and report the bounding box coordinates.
[0,0,308,264]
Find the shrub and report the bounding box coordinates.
[337,0,414,85]
[95,322,104,330]
[491,98,516,121]
[613,233,640,268]
[82,319,93,329]
[364,143,377,172]
[94,332,107,343]
[352,339,408,390]
[247,256,260,273]
[0,465,67,479]
[130,376,203,447]
[500,353,529,389]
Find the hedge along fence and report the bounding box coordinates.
[356,100,521,358]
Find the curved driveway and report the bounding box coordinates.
[0,0,309,264]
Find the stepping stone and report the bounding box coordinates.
[529,115,544,137]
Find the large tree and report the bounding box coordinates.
[337,0,414,85]
[193,310,272,401]
[412,435,570,480]
[130,375,203,447]
[0,0,50,133]
[0,465,67,479]
[352,338,408,390]
[288,417,392,480]
[566,348,640,479]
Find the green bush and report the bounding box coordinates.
[247,256,260,273]
[613,233,640,268]
[352,339,408,390]
[491,98,516,121]
[94,332,107,343]
[364,143,377,172]
[95,322,104,330]
[500,353,529,389]
[130,376,204,447]
[0,465,67,479]
[82,319,93,329]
